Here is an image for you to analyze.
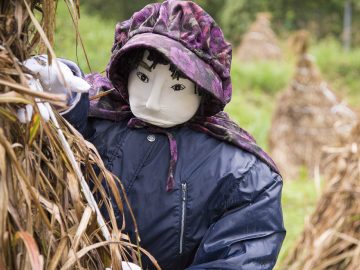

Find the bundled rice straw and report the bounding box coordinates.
[269,31,357,180]
[236,13,282,62]
[0,1,159,269]
[282,124,360,270]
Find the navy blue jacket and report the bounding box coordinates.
[64,94,286,270]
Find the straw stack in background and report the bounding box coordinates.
[0,1,158,269]
[282,124,360,270]
[236,12,282,62]
[268,31,357,181]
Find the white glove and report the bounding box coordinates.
[105,261,142,270]
[17,75,50,123]
[17,55,90,123]
[23,55,90,95]
[121,261,142,270]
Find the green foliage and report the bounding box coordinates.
[79,0,360,46]
[82,0,225,24]
[81,0,161,22]
[225,59,292,149]
[225,89,274,151]
[219,0,360,46]
[219,0,268,44]
[275,177,319,269]
[194,0,226,24]
[311,37,360,106]
[231,60,293,95]
[55,2,115,73]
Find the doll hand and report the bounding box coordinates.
[16,75,50,123]
[23,55,90,95]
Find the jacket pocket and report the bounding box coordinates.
[179,182,187,254]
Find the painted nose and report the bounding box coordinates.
[145,77,164,111]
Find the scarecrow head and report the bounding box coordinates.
[107,0,232,126]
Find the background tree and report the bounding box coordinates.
[81,0,360,46]
[220,0,268,44]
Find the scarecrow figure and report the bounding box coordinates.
[22,1,285,269]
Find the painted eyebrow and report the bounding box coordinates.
[171,73,187,81]
[138,61,152,72]
[138,60,187,81]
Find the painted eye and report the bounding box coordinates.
[136,71,149,83]
[171,84,185,91]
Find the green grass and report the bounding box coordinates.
[230,59,293,95]
[275,177,319,268]
[226,59,293,150]
[311,37,360,106]
[54,5,359,269]
[225,90,274,151]
[54,2,115,73]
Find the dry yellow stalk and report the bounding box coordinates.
[282,124,360,269]
[0,1,160,269]
[236,13,282,62]
[269,31,357,180]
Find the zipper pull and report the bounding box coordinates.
[181,183,187,201]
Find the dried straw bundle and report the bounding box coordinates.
[0,1,158,269]
[282,124,360,270]
[236,13,282,62]
[269,31,357,180]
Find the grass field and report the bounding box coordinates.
[54,2,359,268]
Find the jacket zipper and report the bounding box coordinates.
[179,182,187,254]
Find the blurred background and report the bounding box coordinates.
[53,1,360,269]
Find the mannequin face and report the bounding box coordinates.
[128,51,201,127]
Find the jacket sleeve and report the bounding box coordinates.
[187,160,286,270]
[61,92,92,137]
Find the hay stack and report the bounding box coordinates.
[236,13,282,62]
[282,124,360,270]
[269,31,357,180]
[0,1,157,269]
